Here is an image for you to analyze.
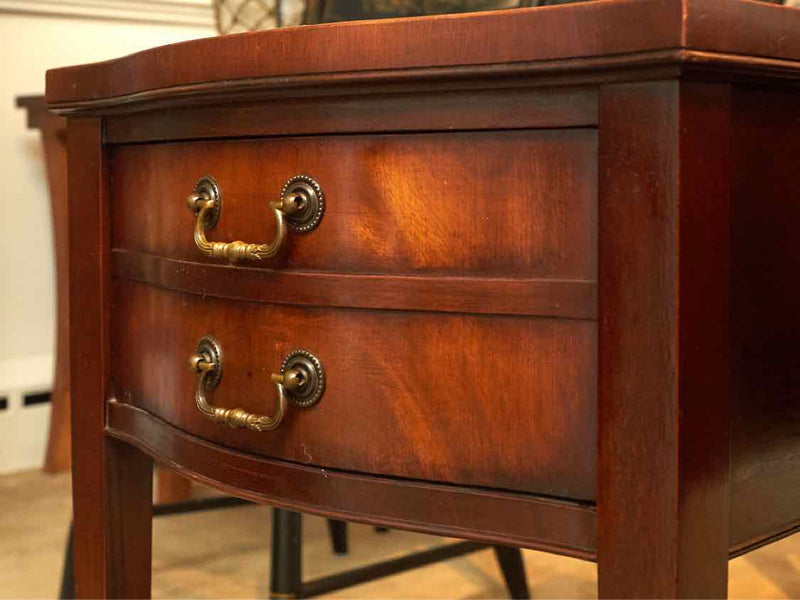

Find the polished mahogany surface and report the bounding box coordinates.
[729,87,800,552]
[112,281,597,499]
[45,0,800,108]
[111,131,597,279]
[49,1,800,597]
[106,400,598,559]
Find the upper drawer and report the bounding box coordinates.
[112,130,597,279]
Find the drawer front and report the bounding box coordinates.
[112,281,597,501]
[112,129,597,279]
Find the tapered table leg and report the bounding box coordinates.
[68,118,154,599]
[597,81,732,597]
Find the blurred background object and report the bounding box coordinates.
[213,0,535,32]
[2,1,215,476]
[215,0,800,31]
[13,96,68,474]
[214,0,305,33]
[305,0,532,23]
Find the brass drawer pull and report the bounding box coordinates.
[186,175,324,263]
[189,336,325,432]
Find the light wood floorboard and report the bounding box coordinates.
[0,469,797,598]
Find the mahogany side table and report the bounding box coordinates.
[47,1,800,597]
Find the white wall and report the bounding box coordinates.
[0,2,215,473]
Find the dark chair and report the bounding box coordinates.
[61,503,529,599]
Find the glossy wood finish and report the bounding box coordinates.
[104,87,598,144]
[49,2,800,598]
[113,250,597,320]
[45,0,682,106]
[107,401,598,559]
[111,281,597,500]
[67,119,155,598]
[728,87,800,552]
[597,81,732,598]
[44,0,800,109]
[15,95,70,473]
[683,0,800,60]
[66,117,111,598]
[104,438,153,599]
[112,130,597,280]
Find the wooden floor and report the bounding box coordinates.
[0,469,797,598]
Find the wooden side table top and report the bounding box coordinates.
[48,1,800,597]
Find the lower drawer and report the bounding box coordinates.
[111,281,597,500]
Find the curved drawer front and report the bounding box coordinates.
[111,281,597,501]
[112,129,597,279]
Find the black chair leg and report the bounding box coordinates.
[326,519,348,555]
[492,545,529,599]
[59,521,74,599]
[270,508,303,599]
[61,506,525,599]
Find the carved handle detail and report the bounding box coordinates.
[186,175,324,263]
[189,337,325,432]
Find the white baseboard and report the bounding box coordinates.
[0,354,53,475]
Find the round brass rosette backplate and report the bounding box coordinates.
[280,349,325,407]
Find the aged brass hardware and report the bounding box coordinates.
[189,336,325,431]
[277,349,326,408]
[187,174,324,263]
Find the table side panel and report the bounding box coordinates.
[729,86,800,551]
[598,80,733,598]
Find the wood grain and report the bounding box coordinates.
[67,117,109,598]
[684,0,800,64]
[728,87,800,551]
[111,130,597,280]
[597,80,682,597]
[106,401,598,559]
[105,438,153,599]
[597,81,731,597]
[111,280,597,500]
[46,0,685,105]
[674,81,732,598]
[113,250,597,319]
[68,118,154,599]
[104,86,598,144]
[46,1,800,113]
